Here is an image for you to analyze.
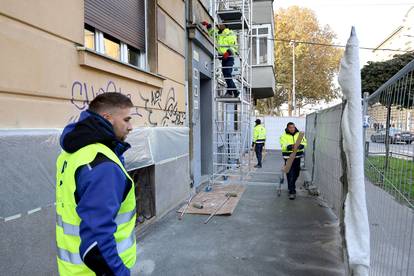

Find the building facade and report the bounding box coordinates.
[372,6,414,62]
[0,0,189,274]
[251,0,275,100]
[0,0,276,273]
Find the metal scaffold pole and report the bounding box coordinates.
[209,0,252,188]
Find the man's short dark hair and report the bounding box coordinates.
[88,92,133,113]
[287,122,295,127]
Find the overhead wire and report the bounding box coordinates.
[269,38,413,52]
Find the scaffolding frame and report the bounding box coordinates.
[210,0,253,187]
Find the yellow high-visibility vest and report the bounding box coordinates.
[208,27,238,55]
[253,125,267,143]
[280,132,307,154]
[55,143,136,275]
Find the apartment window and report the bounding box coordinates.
[128,46,141,67]
[84,25,145,69]
[252,24,273,66]
[104,34,121,60]
[84,0,147,69]
[252,30,257,64]
[84,26,95,50]
[259,37,268,64]
[84,0,145,50]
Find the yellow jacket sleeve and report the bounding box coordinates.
[280,134,289,152]
[253,126,258,143]
[301,136,307,148]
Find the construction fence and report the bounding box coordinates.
[305,59,414,275]
[364,59,414,276]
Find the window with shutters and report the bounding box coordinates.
[83,0,146,69]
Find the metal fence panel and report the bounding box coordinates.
[364,60,414,275]
[306,104,345,218]
[305,113,316,179]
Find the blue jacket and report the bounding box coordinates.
[60,110,132,275]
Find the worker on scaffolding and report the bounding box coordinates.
[252,119,267,168]
[202,20,239,98]
[55,93,137,275]
[280,122,307,200]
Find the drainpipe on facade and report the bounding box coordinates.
[185,0,194,189]
[185,0,189,128]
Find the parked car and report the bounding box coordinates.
[370,128,414,144]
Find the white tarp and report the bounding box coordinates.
[0,127,189,218]
[339,27,370,275]
[0,126,189,275]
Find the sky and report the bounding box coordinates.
[273,0,414,66]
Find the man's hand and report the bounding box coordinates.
[286,144,294,151]
[223,51,230,60]
[201,21,211,29]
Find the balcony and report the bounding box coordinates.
[251,1,275,100]
[252,64,275,99]
[253,0,275,26]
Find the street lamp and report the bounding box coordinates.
[289,40,296,116]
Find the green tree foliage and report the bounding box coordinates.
[256,6,343,115]
[361,51,414,95]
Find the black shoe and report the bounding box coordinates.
[289,194,296,200]
[254,164,262,168]
[222,92,233,98]
[233,91,240,98]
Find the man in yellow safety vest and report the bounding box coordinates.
[56,92,137,275]
[280,122,307,200]
[202,20,239,98]
[252,119,267,168]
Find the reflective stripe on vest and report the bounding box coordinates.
[57,231,136,265]
[56,208,136,236]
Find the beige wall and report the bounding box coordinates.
[158,0,185,28]
[0,0,83,44]
[0,0,186,128]
[191,0,213,26]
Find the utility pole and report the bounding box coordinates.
[290,40,296,116]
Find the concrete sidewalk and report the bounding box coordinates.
[134,151,346,275]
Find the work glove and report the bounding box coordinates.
[223,50,230,60]
[286,145,294,151]
[251,142,255,148]
[201,21,212,29]
[298,144,305,150]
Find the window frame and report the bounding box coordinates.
[252,24,273,66]
[84,25,146,70]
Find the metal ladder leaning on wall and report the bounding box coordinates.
[209,0,253,187]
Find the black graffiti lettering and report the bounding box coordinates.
[106,81,118,93]
[71,81,88,110]
[70,80,184,125]
[130,106,143,118]
[151,90,163,109]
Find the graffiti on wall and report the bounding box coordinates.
[69,80,185,126]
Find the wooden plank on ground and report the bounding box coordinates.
[177,185,245,215]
